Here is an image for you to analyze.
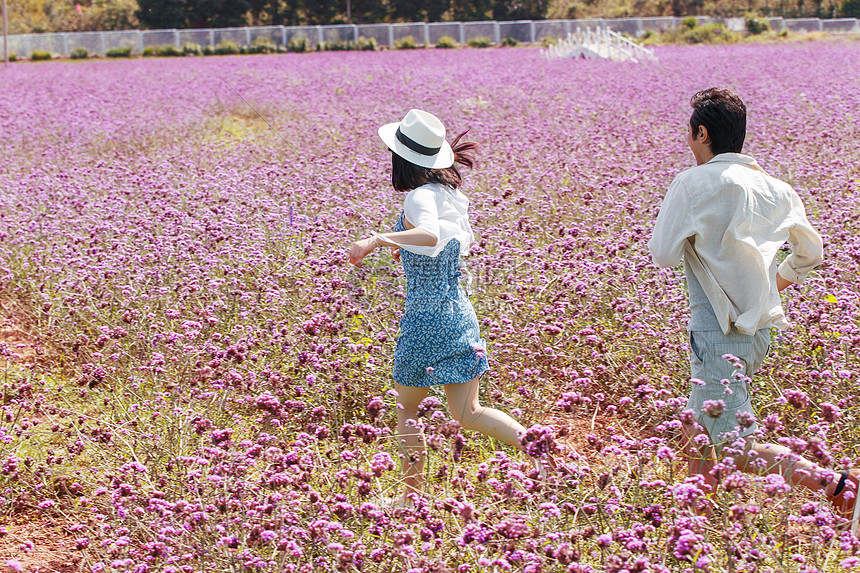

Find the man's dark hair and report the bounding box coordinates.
[690,88,747,155]
[391,130,477,192]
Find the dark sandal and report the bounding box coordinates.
[834,470,849,497]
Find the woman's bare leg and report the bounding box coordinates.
[444,376,526,448]
[394,383,429,500]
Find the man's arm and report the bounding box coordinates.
[776,197,824,289]
[648,177,694,268]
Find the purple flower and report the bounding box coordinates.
[702,400,725,418]
[735,410,756,428]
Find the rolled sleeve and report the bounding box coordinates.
[777,211,823,285]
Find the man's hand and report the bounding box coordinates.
[776,272,792,292]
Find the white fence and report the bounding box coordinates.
[6,16,859,58]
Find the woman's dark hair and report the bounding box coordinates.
[689,88,746,155]
[391,130,477,192]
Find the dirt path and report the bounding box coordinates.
[0,307,42,368]
[0,513,80,573]
[0,309,80,573]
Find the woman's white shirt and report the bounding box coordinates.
[374,183,475,257]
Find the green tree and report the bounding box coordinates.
[8,0,66,33]
[811,0,823,15]
[136,0,252,28]
[492,0,550,18]
[839,0,860,14]
[92,0,139,29]
[451,0,493,20]
[251,0,365,26]
[135,0,189,28]
[390,0,451,21]
[356,0,396,22]
[8,0,137,33]
[258,0,305,26]
[672,0,705,15]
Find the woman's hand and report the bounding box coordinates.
[351,228,432,266]
[349,238,376,267]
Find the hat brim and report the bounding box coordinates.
[378,122,455,170]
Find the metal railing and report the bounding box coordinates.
[609,29,658,61]
[5,16,859,58]
[544,27,658,62]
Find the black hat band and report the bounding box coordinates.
[395,126,441,157]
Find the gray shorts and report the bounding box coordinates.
[686,328,771,446]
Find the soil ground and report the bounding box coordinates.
[0,308,80,573]
[0,512,80,573]
[0,311,41,369]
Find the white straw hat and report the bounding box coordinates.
[378,109,454,170]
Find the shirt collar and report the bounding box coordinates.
[706,153,758,166]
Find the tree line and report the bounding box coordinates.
[5,0,857,35]
[133,0,552,29]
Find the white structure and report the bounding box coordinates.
[543,27,656,63]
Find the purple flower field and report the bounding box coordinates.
[1,40,859,571]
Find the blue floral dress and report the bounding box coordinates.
[392,214,489,387]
